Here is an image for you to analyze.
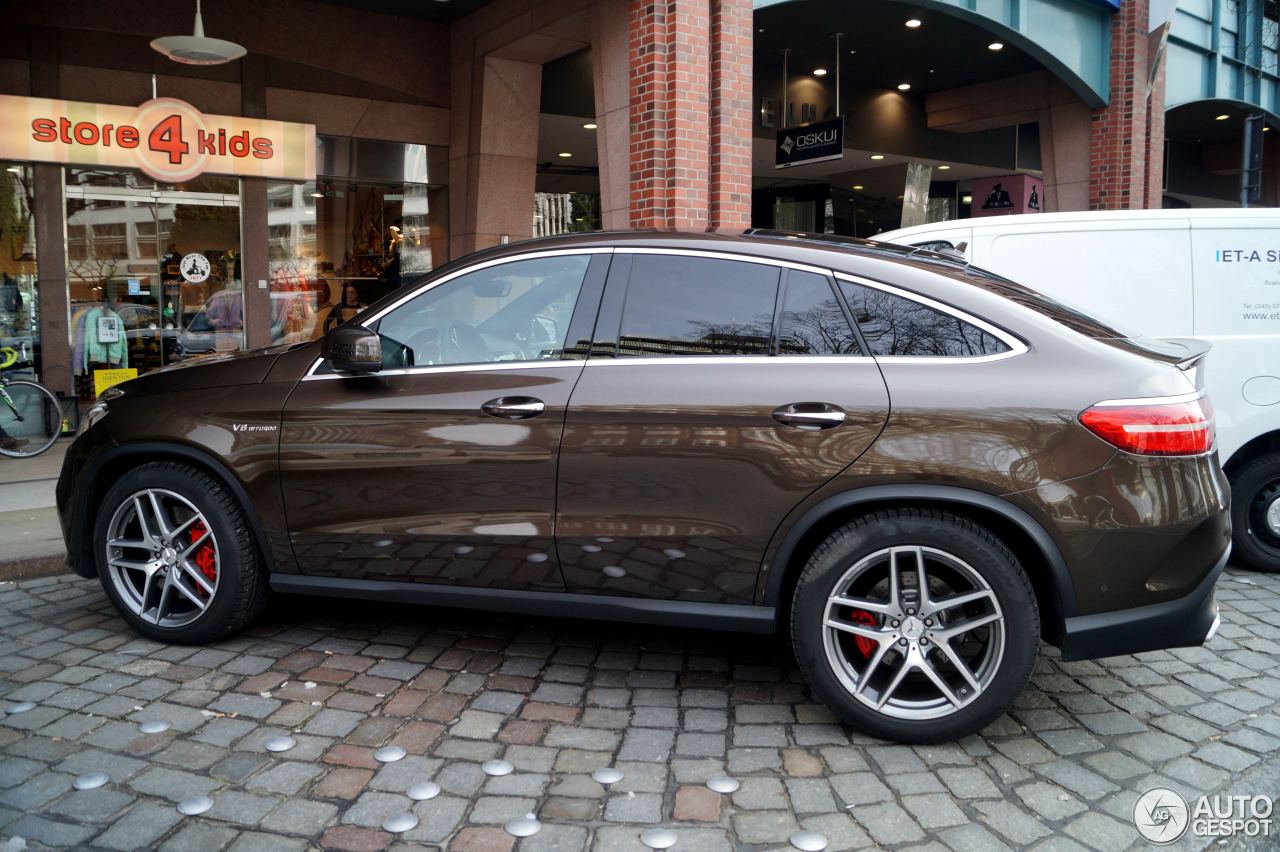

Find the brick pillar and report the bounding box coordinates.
[628,0,752,231]
[1089,0,1153,210]
[708,0,752,232]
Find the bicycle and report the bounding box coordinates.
[0,345,63,458]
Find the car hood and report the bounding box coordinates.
[113,344,299,397]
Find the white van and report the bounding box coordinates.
[877,209,1280,572]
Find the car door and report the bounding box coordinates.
[556,250,890,603]
[277,250,609,590]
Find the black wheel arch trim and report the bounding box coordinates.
[760,483,1080,622]
[67,441,276,580]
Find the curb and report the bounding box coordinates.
[0,555,70,583]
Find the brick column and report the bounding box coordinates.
[708,0,752,232]
[1089,0,1153,210]
[627,0,752,231]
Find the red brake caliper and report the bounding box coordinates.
[190,520,216,593]
[847,609,879,657]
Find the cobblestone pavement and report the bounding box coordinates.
[1,568,1279,851]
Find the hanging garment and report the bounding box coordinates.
[83,306,128,369]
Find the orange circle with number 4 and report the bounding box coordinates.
[130,97,211,183]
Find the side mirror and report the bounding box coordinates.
[322,324,383,373]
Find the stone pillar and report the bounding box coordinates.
[1089,0,1154,210]
[239,54,272,350]
[1039,99,1093,212]
[591,0,630,231]
[449,56,542,257]
[1145,44,1167,209]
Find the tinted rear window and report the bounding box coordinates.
[839,281,1011,357]
[778,271,862,355]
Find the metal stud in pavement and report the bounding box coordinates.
[790,830,829,851]
[582,544,602,553]
[482,759,514,776]
[383,812,419,833]
[504,813,541,837]
[138,720,171,734]
[407,781,441,801]
[73,772,109,790]
[663,548,686,559]
[453,545,474,555]
[374,746,406,763]
[264,735,296,753]
[603,565,626,578]
[3,701,35,714]
[526,553,549,563]
[640,828,678,849]
[706,773,740,794]
[591,767,624,784]
[176,795,213,816]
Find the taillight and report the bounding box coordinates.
[1079,396,1215,456]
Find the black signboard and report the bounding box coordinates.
[775,116,844,169]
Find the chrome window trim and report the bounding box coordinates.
[302,360,585,381]
[585,355,876,367]
[614,246,833,276]
[1090,390,1206,407]
[303,247,613,377]
[832,271,1029,362]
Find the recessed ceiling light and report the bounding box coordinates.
[905,18,922,28]
[1215,114,1229,121]
[849,49,857,55]
[5,166,22,174]
[583,123,597,130]
[988,41,1004,51]
[852,184,864,190]
[961,194,973,204]
[937,165,951,170]
[870,154,885,160]
[897,83,911,91]
[309,191,324,198]
[813,68,828,76]
[558,152,573,158]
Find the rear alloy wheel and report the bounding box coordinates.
[791,509,1038,742]
[1230,452,1280,573]
[94,462,267,643]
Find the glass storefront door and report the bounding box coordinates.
[66,170,241,406]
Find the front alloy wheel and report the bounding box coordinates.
[791,509,1038,743]
[105,488,221,628]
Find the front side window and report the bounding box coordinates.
[376,255,591,369]
[777,271,862,356]
[838,280,1010,358]
[617,255,778,356]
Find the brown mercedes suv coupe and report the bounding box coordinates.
[58,230,1230,742]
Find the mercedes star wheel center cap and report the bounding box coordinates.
[901,615,926,640]
[161,546,178,566]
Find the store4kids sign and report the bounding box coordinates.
[0,94,315,182]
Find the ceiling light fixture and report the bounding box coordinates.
[583,123,598,130]
[558,152,573,158]
[897,83,911,91]
[905,18,922,28]
[309,190,324,198]
[961,194,973,204]
[1215,114,1230,121]
[5,166,22,174]
[813,68,828,76]
[150,0,247,65]
[870,154,885,160]
[937,165,951,170]
[852,184,864,190]
[988,41,1004,51]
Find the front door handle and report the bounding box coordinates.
[773,402,846,431]
[482,396,545,419]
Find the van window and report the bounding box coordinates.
[910,240,954,253]
[839,281,1011,358]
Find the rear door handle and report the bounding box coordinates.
[482,396,545,419]
[773,402,846,430]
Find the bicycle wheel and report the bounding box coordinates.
[0,380,62,458]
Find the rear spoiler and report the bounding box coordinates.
[1163,337,1211,392]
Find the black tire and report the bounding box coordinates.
[93,461,268,643]
[790,508,1038,743]
[1229,452,1280,573]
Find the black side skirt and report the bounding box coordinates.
[269,575,778,634]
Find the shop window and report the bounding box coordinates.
[616,255,779,357]
[65,169,242,407]
[267,177,440,345]
[0,163,39,384]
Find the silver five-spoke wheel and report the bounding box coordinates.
[105,488,220,628]
[822,545,1005,720]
